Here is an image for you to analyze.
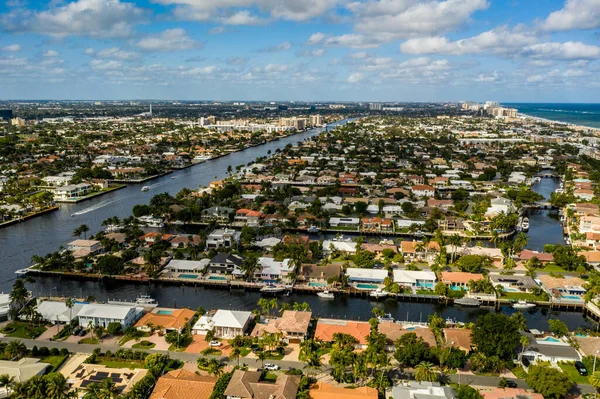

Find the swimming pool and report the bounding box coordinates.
[561,295,582,301]
[208,276,227,281]
[539,336,561,343]
[504,287,519,292]
[179,274,199,279]
[356,283,378,290]
[156,310,173,315]
[450,286,465,291]
[309,282,326,287]
[416,282,434,289]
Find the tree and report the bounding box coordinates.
[520,335,530,359]
[73,224,90,240]
[589,371,600,390]
[456,255,490,273]
[206,358,224,376]
[9,279,29,310]
[471,313,519,360]
[230,347,242,367]
[107,322,122,336]
[257,350,268,369]
[415,361,438,382]
[44,372,75,399]
[434,281,449,297]
[456,385,483,399]
[0,374,15,396]
[526,364,572,399]
[548,319,569,337]
[5,340,27,360]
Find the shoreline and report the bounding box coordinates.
[0,205,59,229]
[517,112,600,132]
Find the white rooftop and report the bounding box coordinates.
[346,268,388,280]
[78,303,136,320]
[37,300,84,323]
[193,309,252,331]
[393,270,436,284]
[166,259,210,270]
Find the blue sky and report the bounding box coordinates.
[0,0,599,101]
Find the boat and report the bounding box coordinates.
[454,297,480,307]
[71,213,75,217]
[108,294,158,308]
[513,300,536,309]
[14,268,30,277]
[317,290,335,299]
[141,186,150,192]
[378,313,394,322]
[307,226,321,233]
[369,289,389,299]
[260,284,286,294]
[171,176,176,179]
[521,217,529,231]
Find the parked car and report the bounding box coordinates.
[252,347,263,353]
[209,340,222,347]
[264,363,280,371]
[575,361,588,376]
[78,329,87,336]
[72,328,82,336]
[506,380,518,388]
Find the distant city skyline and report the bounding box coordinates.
[0,0,599,102]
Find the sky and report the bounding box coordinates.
[0,0,599,102]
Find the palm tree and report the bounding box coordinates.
[5,340,27,360]
[230,347,242,367]
[589,371,600,390]
[415,361,438,382]
[99,378,119,399]
[87,320,94,340]
[448,234,462,263]
[490,230,500,248]
[65,298,74,324]
[45,372,75,399]
[84,383,102,399]
[9,279,29,311]
[514,232,528,253]
[520,335,530,360]
[257,350,268,369]
[0,374,15,396]
[206,358,224,376]
[205,329,215,344]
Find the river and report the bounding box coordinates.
[2,125,594,331]
[526,177,565,251]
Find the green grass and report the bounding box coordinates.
[265,351,284,360]
[119,331,150,345]
[39,355,69,372]
[101,360,146,370]
[502,292,548,301]
[132,340,156,350]
[79,337,99,345]
[239,347,252,357]
[200,348,222,356]
[558,362,589,385]
[511,366,528,379]
[416,289,437,296]
[263,372,278,382]
[541,263,567,273]
[1,322,47,339]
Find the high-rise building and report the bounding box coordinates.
[10,117,25,127]
[0,110,13,121]
[310,115,323,126]
[369,103,382,111]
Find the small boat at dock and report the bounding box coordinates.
[521,217,529,231]
[454,297,480,307]
[369,288,389,299]
[378,313,394,322]
[108,294,158,308]
[317,290,335,299]
[260,284,287,295]
[513,300,536,309]
[14,268,30,277]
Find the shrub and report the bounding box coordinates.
[60,348,69,356]
[50,348,59,356]
[38,347,50,356]
[31,345,39,356]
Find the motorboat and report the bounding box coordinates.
[317,290,335,299]
[260,284,286,295]
[369,289,389,299]
[513,300,536,309]
[454,297,480,307]
[108,294,159,308]
[141,186,150,192]
[171,176,176,179]
[378,313,394,322]
[307,226,321,233]
[14,268,30,277]
[521,217,529,231]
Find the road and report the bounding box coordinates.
[1,336,596,394]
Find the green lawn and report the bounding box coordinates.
[265,351,284,360]
[2,322,47,339]
[558,362,589,385]
[416,289,437,296]
[502,292,548,301]
[119,331,150,345]
[200,348,222,356]
[541,263,567,273]
[263,372,279,382]
[79,337,99,345]
[102,359,146,369]
[511,366,528,379]
[39,355,69,372]
[132,340,156,350]
[239,347,252,357]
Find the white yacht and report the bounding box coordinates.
[513,300,536,309]
[369,289,389,299]
[141,186,150,192]
[317,290,335,299]
[108,295,158,308]
[14,268,30,277]
[521,217,530,231]
[377,313,394,323]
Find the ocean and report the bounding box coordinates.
[502,103,600,129]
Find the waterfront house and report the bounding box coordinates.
[322,240,357,255]
[53,182,92,201]
[400,241,441,262]
[485,197,516,217]
[166,259,210,274]
[329,217,360,229]
[360,243,398,255]
[250,311,312,343]
[0,358,51,383]
[192,309,252,338]
[206,229,241,249]
[67,239,104,258]
[224,369,300,399]
[78,303,139,329]
[346,268,388,286]
[309,382,378,399]
[297,263,342,285]
[378,322,437,348]
[389,381,456,399]
[392,270,436,288]
[518,249,554,264]
[314,319,370,348]
[36,300,83,324]
[135,307,196,333]
[520,333,581,364]
[234,208,264,227]
[443,328,473,353]
[149,369,217,399]
[201,206,233,223]
[207,253,244,275]
[488,274,539,293]
[361,217,393,232]
[538,275,586,299]
[256,257,294,282]
[440,272,484,289]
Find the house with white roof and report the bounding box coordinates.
[36,300,84,324]
[0,358,51,383]
[256,257,294,282]
[166,259,210,274]
[77,303,139,329]
[485,197,516,217]
[192,309,253,338]
[322,240,357,255]
[329,217,360,228]
[393,270,436,288]
[346,268,388,286]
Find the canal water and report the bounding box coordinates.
[526,177,565,251]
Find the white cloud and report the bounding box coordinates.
[90,59,123,70]
[96,47,140,60]
[347,72,364,83]
[306,32,327,45]
[520,41,600,60]
[298,49,326,57]
[43,50,59,57]
[541,0,600,31]
[2,44,21,52]
[307,32,385,48]
[84,48,95,55]
[0,56,27,66]
[400,26,536,55]
[348,52,369,59]
[180,65,218,76]
[219,10,265,25]
[0,0,147,38]
[474,71,499,82]
[259,42,292,52]
[137,29,202,52]
[349,0,489,40]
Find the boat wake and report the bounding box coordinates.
[71,199,120,216]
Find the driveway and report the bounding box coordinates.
[38,325,62,341]
[185,335,210,353]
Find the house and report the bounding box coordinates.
[36,300,84,324]
[443,328,473,353]
[256,257,294,282]
[379,322,437,348]
[201,206,233,223]
[480,388,543,399]
[309,382,378,399]
[135,308,196,333]
[67,239,104,257]
[149,369,217,399]
[361,217,393,231]
[206,229,241,249]
[518,249,554,264]
[538,275,586,298]
[401,241,441,261]
[192,309,253,338]
[322,240,357,255]
[250,311,312,343]
[488,274,539,293]
[389,381,456,399]
[170,234,203,248]
[393,270,436,288]
[0,358,51,383]
[166,259,210,274]
[207,253,244,275]
[78,303,139,329]
[411,185,436,197]
[53,183,92,201]
[360,243,398,255]
[234,209,264,226]
[140,232,174,246]
[485,198,516,217]
[580,215,600,233]
[520,333,581,363]
[440,272,484,288]
[579,251,600,267]
[224,369,300,399]
[253,237,281,250]
[585,232,600,249]
[346,268,388,285]
[315,319,371,348]
[297,263,341,284]
[329,217,360,229]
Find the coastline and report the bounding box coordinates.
[517,112,600,132]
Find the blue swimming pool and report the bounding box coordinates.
[450,286,465,291]
[179,274,199,279]
[539,336,561,342]
[309,282,326,287]
[562,295,582,301]
[156,310,173,315]
[356,283,378,289]
[208,276,227,281]
[416,282,434,289]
